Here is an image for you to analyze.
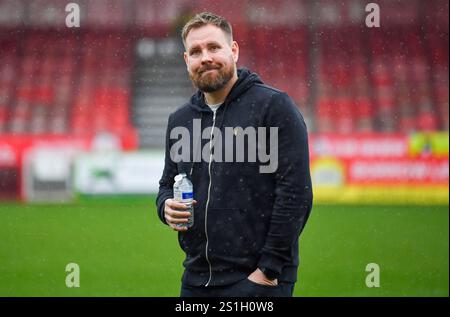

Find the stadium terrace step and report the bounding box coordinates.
[132,38,192,149]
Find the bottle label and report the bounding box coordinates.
[182,192,193,199]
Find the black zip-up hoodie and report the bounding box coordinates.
[156,68,313,287]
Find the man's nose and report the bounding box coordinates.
[200,50,213,64]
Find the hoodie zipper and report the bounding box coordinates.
[204,110,216,287]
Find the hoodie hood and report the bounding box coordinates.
[189,67,264,113]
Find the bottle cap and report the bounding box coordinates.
[174,174,183,182]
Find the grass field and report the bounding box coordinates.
[0,196,448,297]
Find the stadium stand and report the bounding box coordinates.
[0,0,448,147]
[0,30,135,136]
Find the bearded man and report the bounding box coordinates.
[156,12,313,297]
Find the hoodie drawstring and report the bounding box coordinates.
[190,112,203,177]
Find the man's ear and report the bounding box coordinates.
[183,51,188,66]
[231,41,239,63]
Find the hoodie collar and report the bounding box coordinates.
[189,68,264,113]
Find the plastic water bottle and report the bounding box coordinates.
[173,173,194,228]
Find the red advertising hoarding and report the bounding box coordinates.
[309,133,449,203]
[0,132,138,199]
[0,132,138,168]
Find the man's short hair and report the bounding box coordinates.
[181,12,233,47]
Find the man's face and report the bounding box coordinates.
[184,24,239,93]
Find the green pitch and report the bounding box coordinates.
[0,197,448,296]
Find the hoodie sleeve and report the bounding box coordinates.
[156,113,178,225]
[257,92,313,278]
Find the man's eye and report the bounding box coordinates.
[190,50,200,56]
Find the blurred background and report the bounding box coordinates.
[0,0,448,296]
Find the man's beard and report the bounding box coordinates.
[189,60,235,93]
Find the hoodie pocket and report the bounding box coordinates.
[207,208,252,257]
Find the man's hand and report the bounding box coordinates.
[164,198,197,231]
[247,268,278,286]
